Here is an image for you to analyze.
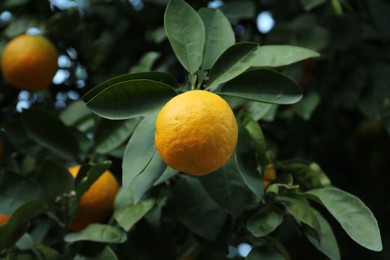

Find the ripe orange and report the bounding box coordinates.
[155,90,238,176]
[263,163,277,188]
[68,165,119,231]
[0,214,10,225]
[1,34,58,91]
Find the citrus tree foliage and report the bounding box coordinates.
[0,0,389,259]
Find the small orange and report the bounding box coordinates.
[0,214,10,225]
[155,90,238,176]
[68,165,119,231]
[1,34,58,91]
[263,164,277,188]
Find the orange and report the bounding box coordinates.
[0,214,10,225]
[155,90,238,176]
[1,34,58,91]
[68,165,119,231]
[263,163,277,188]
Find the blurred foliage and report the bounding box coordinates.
[0,0,389,259]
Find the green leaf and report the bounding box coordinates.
[305,187,382,252]
[299,0,327,11]
[235,120,264,200]
[86,79,176,120]
[199,8,235,70]
[199,156,253,217]
[246,244,284,260]
[207,42,259,90]
[59,100,93,131]
[64,224,127,243]
[278,196,321,241]
[0,201,46,250]
[0,171,42,213]
[125,150,167,204]
[253,45,319,67]
[94,117,142,154]
[243,102,276,121]
[293,92,321,120]
[130,52,161,73]
[220,1,256,19]
[22,109,79,161]
[304,208,341,260]
[114,199,155,231]
[122,112,158,188]
[83,72,180,102]
[164,0,205,74]
[219,68,302,105]
[153,166,179,186]
[35,158,74,205]
[239,112,268,169]
[172,176,228,240]
[278,160,331,191]
[247,206,284,237]
[93,246,119,260]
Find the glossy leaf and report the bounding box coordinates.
[199,8,235,70]
[0,201,46,250]
[219,68,302,105]
[299,0,327,11]
[83,72,180,102]
[172,176,228,240]
[306,187,382,252]
[94,117,142,154]
[64,224,127,243]
[207,42,259,90]
[305,208,341,260]
[253,45,319,67]
[235,120,264,200]
[86,79,176,120]
[22,109,79,161]
[153,166,179,186]
[199,156,253,217]
[122,112,158,188]
[243,102,276,121]
[59,100,93,130]
[164,0,205,74]
[247,206,284,237]
[114,199,155,231]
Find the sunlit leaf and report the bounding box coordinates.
[164,0,205,74]
[86,79,176,120]
[199,8,235,70]
[219,68,302,105]
[305,187,382,252]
